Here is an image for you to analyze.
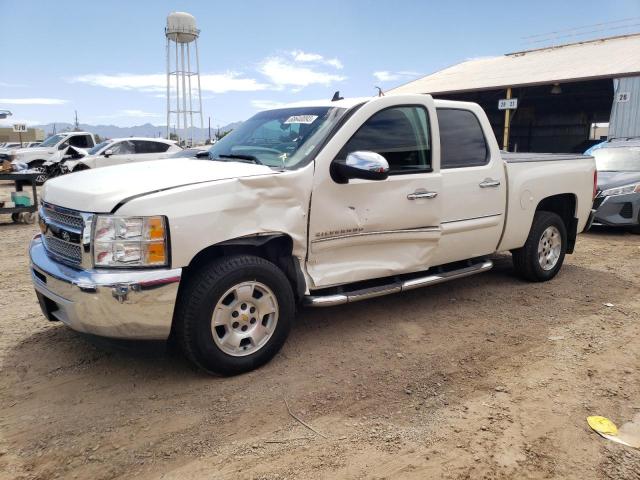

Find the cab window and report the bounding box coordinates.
[338,106,431,174]
[68,135,93,149]
[437,109,489,169]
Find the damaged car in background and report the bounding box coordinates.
[9,135,182,183]
[591,138,640,233]
[30,93,596,375]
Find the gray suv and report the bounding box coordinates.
[592,139,640,233]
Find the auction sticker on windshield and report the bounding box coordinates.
[284,115,318,124]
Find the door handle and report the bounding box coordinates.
[407,190,438,200]
[479,178,501,188]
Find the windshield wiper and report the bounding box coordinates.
[216,154,263,165]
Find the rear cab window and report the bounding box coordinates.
[68,135,93,149]
[437,109,488,169]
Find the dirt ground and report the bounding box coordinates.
[0,190,639,479]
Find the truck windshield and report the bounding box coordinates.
[39,134,66,147]
[207,106,345,169]
[594,145,640,172]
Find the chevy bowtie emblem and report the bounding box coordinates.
[38,218,47,234]
[61,230,71,242]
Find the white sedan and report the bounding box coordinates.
[65,137,182,171]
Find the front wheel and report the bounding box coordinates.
[512,211,567,282]
[30,160,48,185]
[174,255,295,375]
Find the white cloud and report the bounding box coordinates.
[0,118,42,127]
[373,70,422,83]
[71,72,268,93]
[325,58,344,69]
[0,98,67,105]
[291,50,343,69]
[259,57,346,89]
[373,71,399,82]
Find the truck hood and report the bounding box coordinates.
[43,159,276,212]
[12,146,56,157]
[597,170,640,190]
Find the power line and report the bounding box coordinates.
[522,16,640,40]
[525,24,640,46]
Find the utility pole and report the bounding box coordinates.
[502,87,512,151]
[74,110,79,131]
[208,116,211,143]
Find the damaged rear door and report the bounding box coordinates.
[306,95,442,287]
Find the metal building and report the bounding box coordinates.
[388,34,640,153]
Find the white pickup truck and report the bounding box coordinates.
[30,94,596,375]
[7,131,97,182]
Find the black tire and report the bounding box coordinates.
[30,160,48,185]
[512,211,567,282]
[174,255,295,376]
[11,213,19,223]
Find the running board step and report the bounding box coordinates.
[304,259,493,307]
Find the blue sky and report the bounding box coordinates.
[1,0,639,128]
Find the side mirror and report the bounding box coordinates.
[103,149,113,158]
[331,151,389,184]
[58,143,68,150]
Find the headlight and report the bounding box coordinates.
[93,215,168,267]
[601,183,640,197]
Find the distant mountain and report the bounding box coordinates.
[33,122,243,140]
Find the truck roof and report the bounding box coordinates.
[268,95,480,111]
[266,97,374,110]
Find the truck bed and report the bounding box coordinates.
[498,151,596,253]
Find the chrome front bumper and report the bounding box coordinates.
[30,235,182,340]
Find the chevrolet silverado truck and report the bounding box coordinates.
[30,94,596,375]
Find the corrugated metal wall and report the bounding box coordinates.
[608,76,640,139]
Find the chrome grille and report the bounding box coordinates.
[43,206,84,231]
[40,203,90,267]
[42,235,82,263]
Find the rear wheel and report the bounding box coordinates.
[512,211,567,282]
[175,255,295,375]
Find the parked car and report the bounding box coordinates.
[0,142,22,151]
[5,132,96,183]
[63,137,182,171]
[30,94,595,375]
[24,141,42,148]
[591,138,640,233]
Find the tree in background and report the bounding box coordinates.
[215,128,230,141]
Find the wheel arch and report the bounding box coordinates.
[535,193,578,253]
[182,233,306,301]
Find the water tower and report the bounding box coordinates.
[165,12,203,146]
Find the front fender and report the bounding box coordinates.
[114,164,315,269]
